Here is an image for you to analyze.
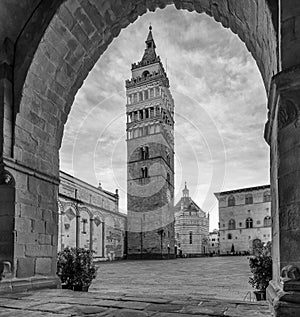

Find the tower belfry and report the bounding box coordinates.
[125,26,175,259]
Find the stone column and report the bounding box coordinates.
[102,222,105,257]
[265,66,300,316]
[89,218,94,251]
[76,215,80,248]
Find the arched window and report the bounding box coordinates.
[142,70,150,78]
[245,193,253,204]
[227,233,232,240]
[264,216,272,227]
[246,217,253,229]
[141,167,148,179]
[228,219,236,230]
[263,191,271,202]
[140,146,149,160]
[228,195,235,207]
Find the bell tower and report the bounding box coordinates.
[125,26,175,259]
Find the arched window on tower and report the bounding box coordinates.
[264,216,272,227]
[142,70,150,78]
[140,146,149,160]
[245,193,253,205]
[141,167,148,179]
[263,191,271,202]
[228,195,235,207]
[228,219,236,230]
[246,217,253,229]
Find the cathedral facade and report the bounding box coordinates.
[58,171,127,261]
[126,26,175,259]
[215,185,271,255]
[174,183,209,256]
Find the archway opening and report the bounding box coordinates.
[8,0,277,297]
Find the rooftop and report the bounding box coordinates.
[214,184,270,196]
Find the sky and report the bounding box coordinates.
[60,5,270,231]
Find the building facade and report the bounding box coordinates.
[215,185,271,255]
[208,229,220,254]
[174,183,209,256]
[58,171,127,261]
[126,26,175,259]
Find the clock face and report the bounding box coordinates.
[167,189,171,203]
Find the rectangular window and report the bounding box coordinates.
[150,88,154,98]
[139,91,143,101]
[134,93,138,102]
[144,90,149,99]
[189,231,193,244]
[155,87,160,96]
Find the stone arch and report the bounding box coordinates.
[93,210,105,222]
[13,0,277,178]
[62,202,79,216]
[78,206,93,219]
[105,214,117,228]
[57,199,64,214]
[0,0,281,292]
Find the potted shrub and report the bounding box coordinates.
[248,242,272,301]
[57,247,98,291]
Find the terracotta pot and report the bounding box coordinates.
[254,290,266,301]
[73,285,89,292]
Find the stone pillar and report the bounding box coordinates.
[265,66,300,316]
[76,215,80,248]
[102,222,105,257]
[89,218,94,250]
[0,38,13,158]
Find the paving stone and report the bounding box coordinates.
[27,303,74,313]
[122,296,171,304]
[145,303,183,312]
[224,305,271,317]
[60,305,108,315]
[105,309,150,317]
[180,304,225,316]
[151,313,211,317]
[113,301,150,310]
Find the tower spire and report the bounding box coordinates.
[183,182,189,198]
[141,25,157,65]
